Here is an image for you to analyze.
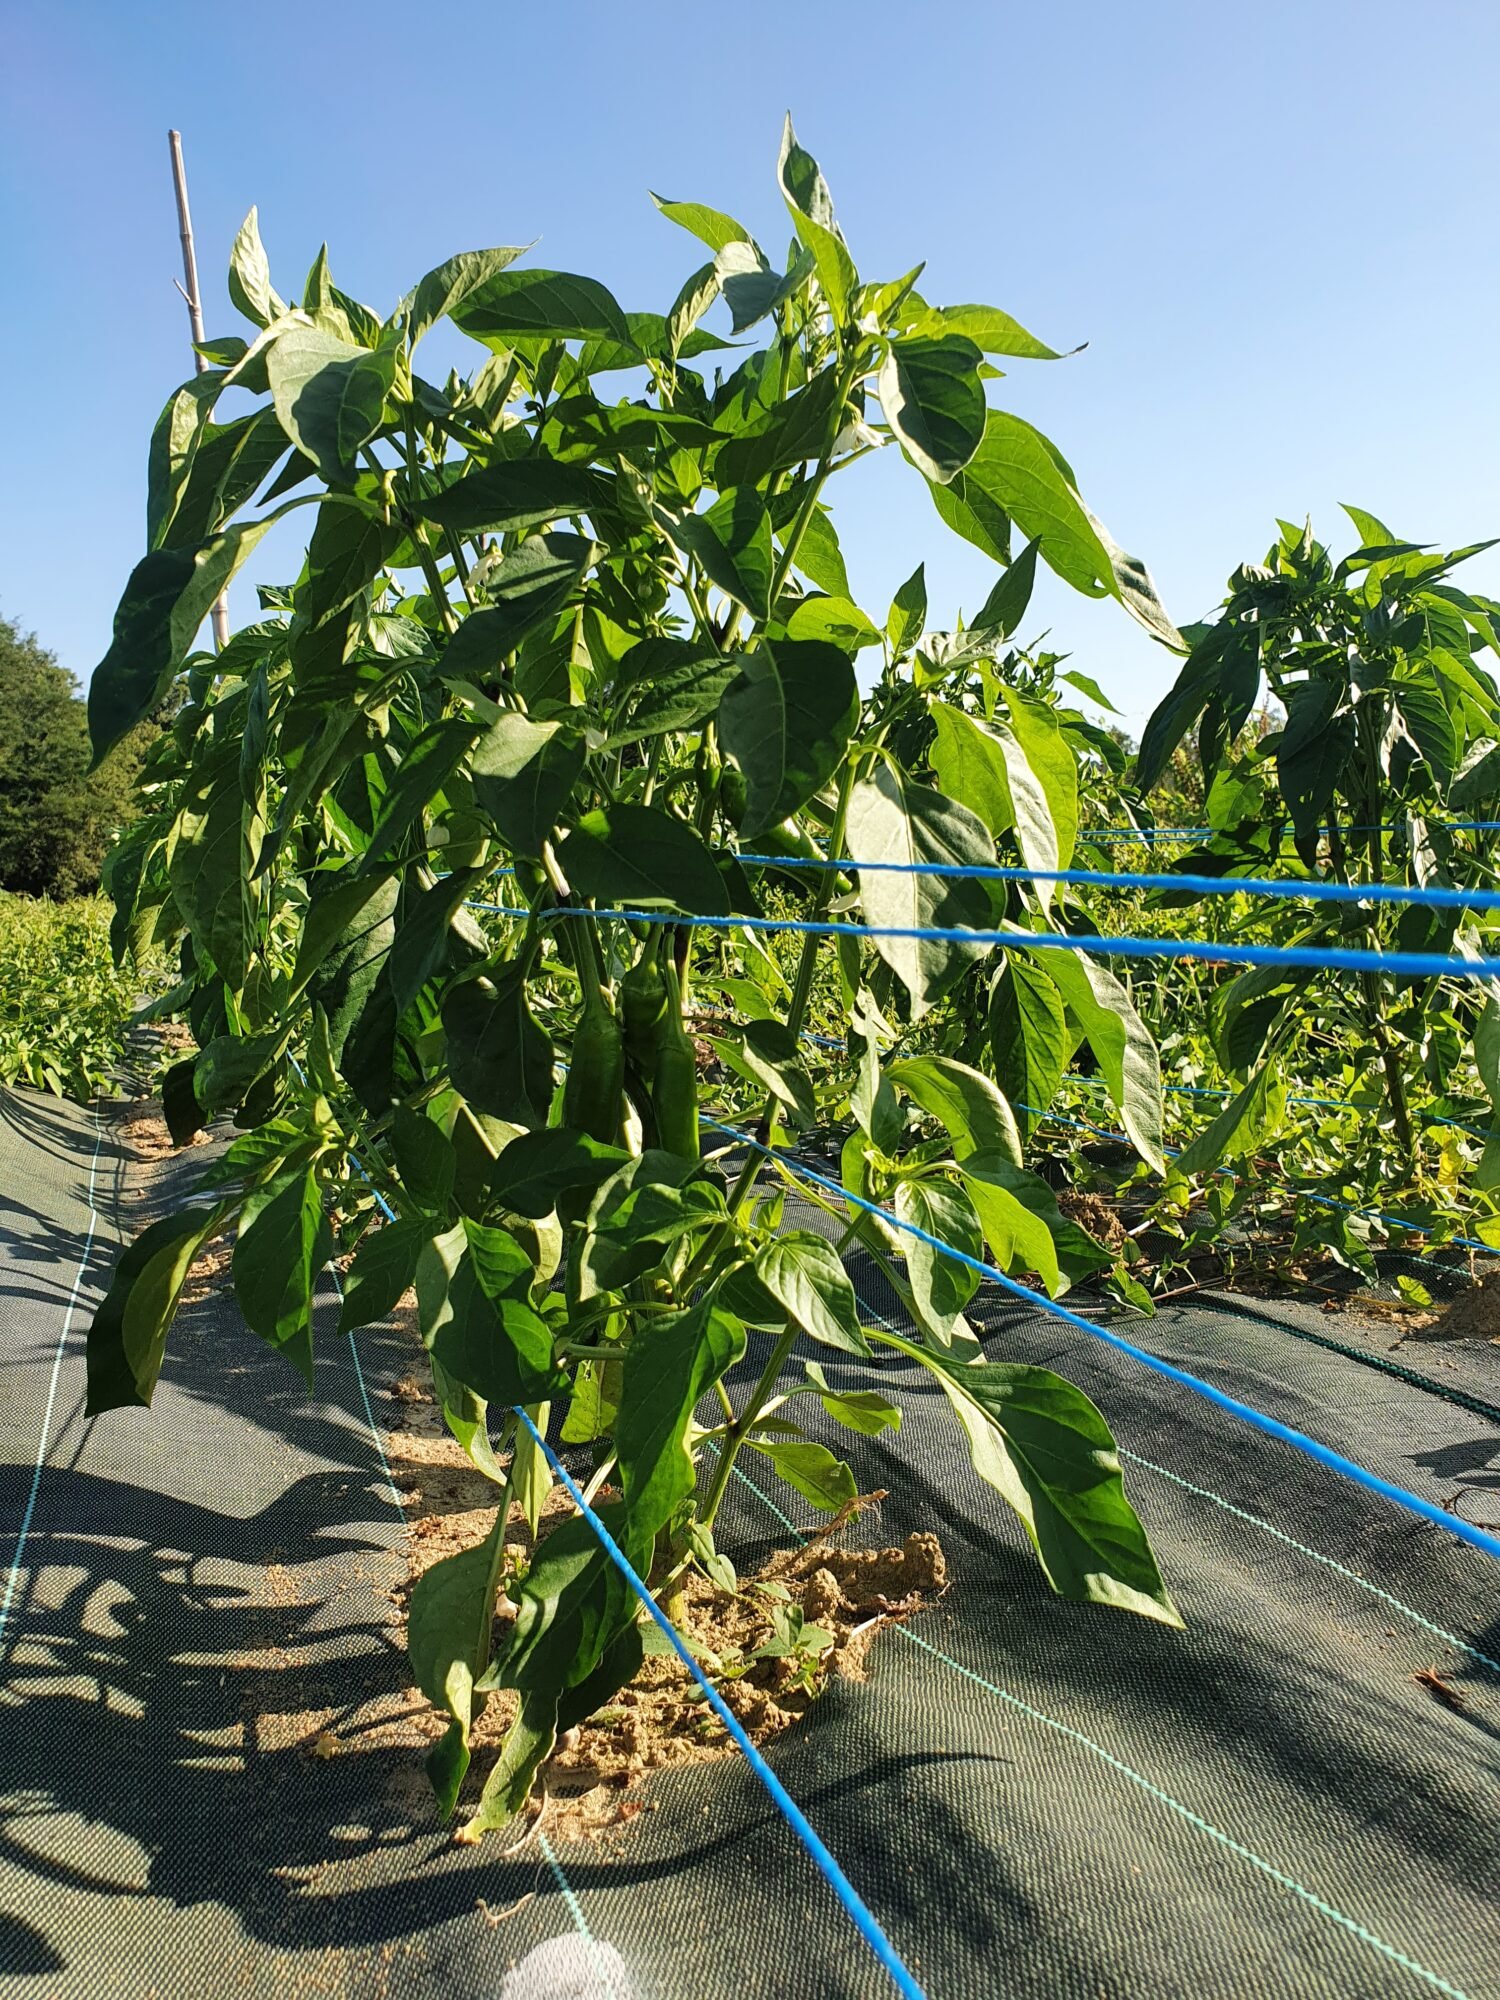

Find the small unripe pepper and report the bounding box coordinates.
[565,976,626,1146]
[651,960,700,1162]
[619,935,669,1082]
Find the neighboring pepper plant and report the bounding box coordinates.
[87,122,1183,1835]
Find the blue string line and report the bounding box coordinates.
[1084,821,1500,844]
[1159,1079,1499,1143]
[702,1117,1500,1566]
[469,901,1500,982]
[736,853,1500,914]
[507,1407,926,2000]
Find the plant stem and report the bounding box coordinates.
[698,1329,798,1529]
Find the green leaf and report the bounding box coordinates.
[1033,950,1164,1172]
[471,711,584,857]
[1059,669,1120,714]
[989,956,1068,1133]
[886,563,927,655]
[194,1031,284,1116]
[147,373,224,548]
[777,117,856,319]
[617,1300,745,1543]
[894,1179,982,1345]
[718,641,859,838]
[1278,680,1354,846]
[266,325,396,482]
[1134,627,1234,792]
[929,699,1070,909]
[845,763,995,1013]
[228,207,285,328]
[973,538,1040,640]
[605,648,741,749]
[86,1204,227,1413]
[715,365,843,488]
[878,332,986,484]
[785,595,882,652]
[422,1228,559,1405]
[161,1058,204,1148]
[650,192,757,254]
[450,269,632,349]
[291,868,400,996]
[559,804,730,914]
[311,876,401,1069]
[1168,1061,1287,1183]
[386,869,485,1018]
[443,965,556,1128]
[673,488,774,620]
[358,718,479,873]
[438,534,598,679]
[482,1128,629,1220]
[915,302,1066,361]
[751,1230,870,1355]
[88,518,281,761]
[802,1359,902,1437]
[714,240,816,337]
[407,246,531,345]
[407,1507,507,1815]
[958,1162,1062,1294]
[790,506,850,599]
[390,1106,457,1214]
[912,1346,1180,1624]
[411,460,611,537]
[165,741,260,989]
[888,1055,1022,1165]
[744,1437,857,1512]
[234,1165,330,1386]
[929,411,1178,644]
[338,1217,431,1334]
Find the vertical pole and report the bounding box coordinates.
[167,129,230,650]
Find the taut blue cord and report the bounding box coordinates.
[1084,821,1500,844]
[1159,1079,1499,1143]
[735,853,1500,915]
[472,902,1500,982]
[702,1117,1500,1567]
[508,1408,927,2000]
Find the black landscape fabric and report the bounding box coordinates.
[2,1084,1499,1999]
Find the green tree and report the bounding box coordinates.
[0,614,143,898]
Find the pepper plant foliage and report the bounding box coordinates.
[1135,513,1500,1179]
[88,124,1183,1832]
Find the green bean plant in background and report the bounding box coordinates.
[83,122,1195,1833]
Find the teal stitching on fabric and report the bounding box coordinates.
[893,1627,1472,2000]
[1121,1449,1500,1680]
[0,1099,105,1653]
[539,1833,625,2000]
[717,1447,1473,2000]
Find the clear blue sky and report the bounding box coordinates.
[5,0,1499,734]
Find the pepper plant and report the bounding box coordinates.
[87,124,1183,1835]
[1132,514,1500,1200]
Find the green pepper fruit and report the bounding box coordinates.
[565,979,625,1147]
[619,934,669,1082]
[651,961,700,1162]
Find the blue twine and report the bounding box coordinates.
[508,1407,926,2000]
[1084,821,1500,844]
[736,854,1500,915]
[1159,1079,1499,1144]
[469,901,1500,983]
[702,1118,1500,1567]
